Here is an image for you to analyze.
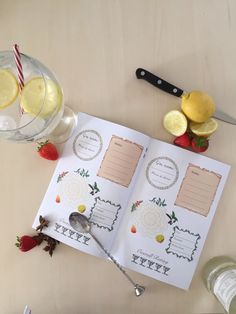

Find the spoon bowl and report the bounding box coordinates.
[69,212,91,233]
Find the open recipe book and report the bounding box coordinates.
[33,112,230,289]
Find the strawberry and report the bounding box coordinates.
[174,132,191,148]
[191,136,209,153]
[131,225,137,233]
[37,140,58,160]
[15,235,38,252]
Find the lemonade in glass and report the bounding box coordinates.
[0,51,76,143]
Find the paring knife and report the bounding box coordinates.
[136,68,236,125]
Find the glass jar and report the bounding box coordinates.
[203,256,236,314]
[0,50,77,143]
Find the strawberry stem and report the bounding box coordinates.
[195,137,207,147]
[37,140,49,152]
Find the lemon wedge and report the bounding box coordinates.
[190,118,218,137]
[181,91,215,123]
[21,77,62,117]
[0,69,19,109]
[163,110,188,136]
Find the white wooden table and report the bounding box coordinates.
[0,1,236,313]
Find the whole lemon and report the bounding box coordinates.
[181,91,215,123]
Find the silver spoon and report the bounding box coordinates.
[69,212,145,297]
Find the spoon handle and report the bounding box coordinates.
[90,232,144,293]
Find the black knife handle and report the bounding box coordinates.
[136,68,184,98]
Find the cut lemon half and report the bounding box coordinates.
[189,118,218,137]
[0,69,19,109]
[21,77,63,117]
[163,110,188,136]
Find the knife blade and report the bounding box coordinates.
[211,109,236,125]
[136,68,236,125]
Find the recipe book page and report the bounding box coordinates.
[32,112,150,258]
[111,139,230,289]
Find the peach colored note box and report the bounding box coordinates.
[97,136,143,187]
[175,164,222,216]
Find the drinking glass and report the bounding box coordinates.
[0,51,77,143]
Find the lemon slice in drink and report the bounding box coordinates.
[190,118,218,137]
[21,77,62,117]
[163,110,188,136]
[0,69,19,109]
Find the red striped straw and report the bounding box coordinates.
[13,44,24,92]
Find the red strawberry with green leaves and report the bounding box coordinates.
[37,140,58,160]
[15,235,38,252]
[174,132,191,148]
[191,136,209,153]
